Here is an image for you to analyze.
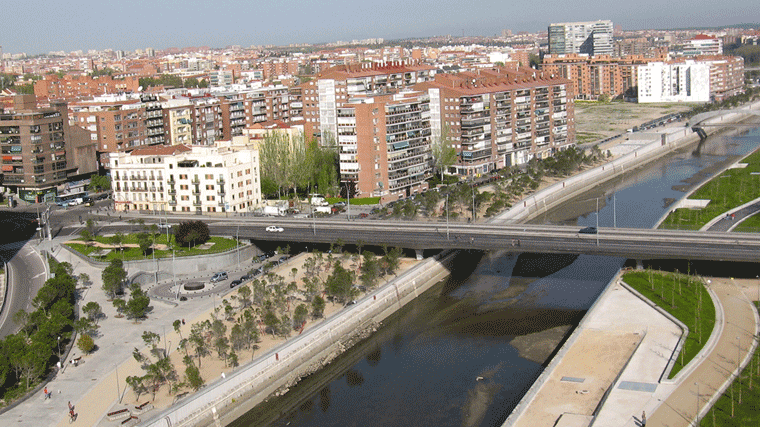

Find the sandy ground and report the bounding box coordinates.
[574,101,694,143]
[512,329,641,427]
[118,251,419,411]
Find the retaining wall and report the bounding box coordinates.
[142,250,456,427]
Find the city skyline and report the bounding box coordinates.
[2,0,758,55]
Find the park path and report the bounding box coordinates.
[648,278,758,426]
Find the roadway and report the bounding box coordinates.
[194,218,760,262]
[0,242,49,338]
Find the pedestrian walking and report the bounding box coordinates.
[641,410,646,426]
[68,401,74,411]
[43,387,51,400]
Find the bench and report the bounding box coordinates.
[133,402,153,415]
[121,415,139,426]
[107,408,130,421]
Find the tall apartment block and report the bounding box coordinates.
[1,95,97,202]
[298,62,437,140]
[70,94,166,167]
[638,61,711,103]
[416,68,574,175]
[336,90,432,202]
[549,21,614,56]
[109,139,261,214]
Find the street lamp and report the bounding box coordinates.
[446,193,450,241]
[695,381,700,426]
[115,364,121,403]
[596,197,600,246]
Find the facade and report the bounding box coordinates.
[298,61,438,140]
[109,140,261,214]
[70,94,166,167]
[416,68,574,175]
[336,90,432,202]
[638,61,710,103]
[684,35,723,56]
[162,98,193,145]
[548,21,614,56]
[33,74,140,100]
[698,55,745,101]
[541,54,665,99]
[188,95,222,146]
[1,95,96,202]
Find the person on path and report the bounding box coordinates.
[43,387,50,400]
[68,401,74,412]
[641,411,646,426]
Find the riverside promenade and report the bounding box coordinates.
[504,108,760,427]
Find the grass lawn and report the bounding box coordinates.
[699,302,760,426]
[326,197,380,205]
[623,270,716,379]
[734,214,760,233]
[66,235,240,262]
[660,149,760,230]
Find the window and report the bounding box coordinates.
[205,174,213,180]
[180,185,188,190]
[179,174,187,179]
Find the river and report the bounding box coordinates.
[229,124,760,427]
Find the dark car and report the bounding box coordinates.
[579,226,598,234]
[229,279,243,288]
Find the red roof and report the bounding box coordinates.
[692,34,718,40]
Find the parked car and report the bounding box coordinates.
[579,226,598,234]
[344,300,357,307]
[334,201,346,207]
[229,278,243,288]
[265,225,284,232]
[359,213,369,218]
[210,272,228,283]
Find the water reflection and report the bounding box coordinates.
[230,125,760,427]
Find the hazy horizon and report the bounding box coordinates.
[2,0,758,56]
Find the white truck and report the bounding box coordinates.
[263,205,287,216]
[314,206,332,214]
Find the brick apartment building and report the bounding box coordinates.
[336,90,432,202]
[541,54,665,99]
[34,74,140,100]
[416,67,575,175]
[70,94,166,167]
[1,94,97,202]
[297,61,438,140]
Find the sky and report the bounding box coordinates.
[1,0,758,55]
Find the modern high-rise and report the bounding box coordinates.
[638,61,710,103]
[549,20,614,57]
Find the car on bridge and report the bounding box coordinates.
[265,225,284,232]
[579,226,597,234]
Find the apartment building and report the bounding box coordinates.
[638,60,710,103]
[336,90,432,202]
[548,21,614,56]
[109,139,261,214]
[34,74,140,100]
[162,98,193,145]
[683,35,723,55]
[697,55,744,101]
[218,92,246,140]
[188,94,222,146]
[1,94,96,202]
[416,68,574,175]
[70,94,166,166]
[541,54,664,99]
[298,61,438,141]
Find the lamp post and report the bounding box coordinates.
[695,381,700,426]
[346,181,351,220]
[613,193,616,228]
[115,364,121,403]
[446,193,450,241]
[596,197,600,246]
[236,224,240,269]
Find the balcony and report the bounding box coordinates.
[167,179,175,185]
[193,200,202,207]
[169,200,177,206]
[191,178,200,184]
[192,189,201,196]
[217,188,225,195]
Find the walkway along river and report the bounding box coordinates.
[226,124,760,427]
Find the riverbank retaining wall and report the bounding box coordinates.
[142,250,456,427]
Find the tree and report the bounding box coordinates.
[325,261,355,303]
[82,301,102,324]
[360,252,380,288]
[311,295,325,319]
[102,258,127,299]
[431,123,458,181]
[109,232,126,258]
[126,375,149,401]
[293,304,308,329]
[381,247,403,276]
[126,284,151,320]
[263,311,280,337]
[88,174,111,192]
[136,232,152,257]
[77,334,95,353]
[174,220,210,247]
[213,336,230,365]
[188,323,210,367]
[113,298,126,316]
[183,356,204,390]
[17,342,48,389]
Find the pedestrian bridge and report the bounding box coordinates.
[689,108,760,139]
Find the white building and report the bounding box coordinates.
[548,20,614,56]
[637,61,710,103]
[109,140,261,214]
[683,35,723,56]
